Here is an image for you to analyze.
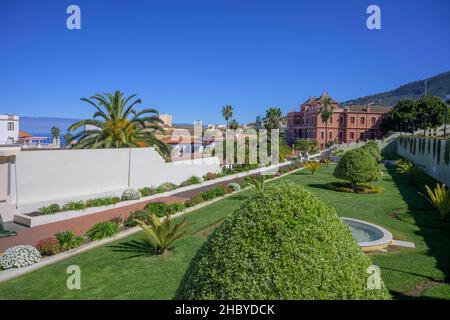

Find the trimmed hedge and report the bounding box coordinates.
[333,148,380,184]
[176,182,390,300]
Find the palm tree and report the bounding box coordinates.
[229,119,239,130]
[222,105,233,128]
[68,91,169,158]
[265,107,283,130]
[319,96,333,146]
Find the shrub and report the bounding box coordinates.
[109,216,123,226]
[176,182,390,299]
[203,172,217,181]
[124,210,152,227]
[362,141,381,162]
[0,245,41,269]
[36,237,61,256]
[245,175,266,193]
[55,231,84,251]
[420,184,450,220]
[159,182,178,192]
[303,161,321,175]
[396,160,421,182]
[138,187,157,197]
[38,203,61,215]
[185,194,205,208]
[227,182,241,192]
[144,201,185,217]
[333,148,380,185]
[121,189,142,201]
[180,176,202,187]
[86,221,119,240]
[326,182,383,194]
[62,201,86,211]
[85,197,120,207]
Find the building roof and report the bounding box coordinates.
[346,105,391,113]
[19,130,31,138]
[303,96,316,105]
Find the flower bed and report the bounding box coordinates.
[326,182,383,194]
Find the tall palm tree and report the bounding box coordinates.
[319,96,333,146]
[222,105,233,128]
[265,107,283,130]
[229,119,239,130]
[68,91,170,158]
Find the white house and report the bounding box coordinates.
[0,115,19,145]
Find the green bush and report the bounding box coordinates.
[145,201,185,217]
[180,176,202,187]
[159,182,178,192]
[176,182,390,299]
[124,210,152,227]
[86,221,119,240]
[200,186,227,201]
[326,182,383,194]
[333,148,380,184]
[54,231,84,251]
[85,197,120,207]
[38,204,61,215]
[138,187,157,197]
[121,189,142,201]
[185,194,205,207]
[62,201,86,211]
[362,141,381,162]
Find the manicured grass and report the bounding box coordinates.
[1,164,449,299]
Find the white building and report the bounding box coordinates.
[0,115,19,145]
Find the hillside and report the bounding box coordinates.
[343,70,450,106]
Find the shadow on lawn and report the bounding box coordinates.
[386,165,450,295]
[108,239,157,259]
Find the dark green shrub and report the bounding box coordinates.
[333,148,380,185]
[176,182,390,299]
[62,201,86,211]
[55,231,84,251]
[185,194,205,207]
[445,139,450,165]
[139,187,157,197]
[86,221,119,240]
[159,182,178,192]
[85,197,120,207]
[326,182,383,194]
[124,210,152,227]
[145,201,185,217]
[38,203,61,215]
[362,141,381,162]
[180,176,202,187]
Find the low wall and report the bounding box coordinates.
[3,148,220,217]
[397,136,450,186]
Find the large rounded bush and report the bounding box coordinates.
[175,182,390,300]
[121,189,142,201]
[361,141,381,162]
[333,148,380,184]
[0,245,41,269]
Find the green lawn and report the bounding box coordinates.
[1,164,449,299]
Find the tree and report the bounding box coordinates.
[222,105,233,128]
[264,107,282,130]
[384,99,417,133]
[294,138,318,153]
[51,127,60,139]
[361,140,381,162]
[416,96,447,134]
[229,119,239,130]
[63,133,74,147]
[319,96,333,145]
[68,91,170,158]
[333,148,380,185]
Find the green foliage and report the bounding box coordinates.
[396,160,421,182]
[295,139,318,153]
[176,182,390,299]
[62,201,86,211]
[200,186,227,201]
[179,176,202,187]
[303,161,321,175]
[124,210,152,227]
[222,105,233,127]
[144,201,185,218]
[245,175,266,193]
[264,107,283,130]
[85,197,120,207]
[134,214,191,255]
[86,221,119,241]
[326,182,383,194]
[38,204,61,215]
[420,184,450,220]
[333,148,380,184]
[138,187,157,197]
[54,231,84,251]
[121,189,142,201]
[185,194,205,208]
[159,183,178,192]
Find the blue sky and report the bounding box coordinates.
[1,0,449,125]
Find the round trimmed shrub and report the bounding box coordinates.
[121,189,142,201]
[0,245,41,269]
[361,141,381,162]
[159,182,178,192]
[227,182,241,192]
[333,148,380,185]
[176,182,390,299]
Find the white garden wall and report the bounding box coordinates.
[1,148,220,218]
[397,137,450,186]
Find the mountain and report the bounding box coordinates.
[343,70,450,106]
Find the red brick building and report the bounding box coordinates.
[287,93,390,149]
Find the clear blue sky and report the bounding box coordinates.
[1,0,449,124]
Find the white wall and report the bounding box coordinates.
[0,115,19,145]
[1,147,220,218]
[397,137,450,186]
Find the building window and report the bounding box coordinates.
[350,132,355,139]
[7,122,14,131]
[351,117,355,124]
[329,132,332,139]
[360,132,364,140]
[321,131,324,139]
[371,117,376,125]
[330,117,333,124]
[360,117,365,125]
[339,117,343,124]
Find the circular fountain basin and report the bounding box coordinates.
[341,217,393,252]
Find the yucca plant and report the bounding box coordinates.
[134,214,191,255]
[245,175,266,193]
[303,161,321,175]
[420,184,450,220]
[396,161,421,182]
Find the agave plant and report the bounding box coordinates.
[396,160,421,182]
[134,214,191,255]
[68,91,170,158]
[245,175,266,193]
[303,161,321,175]
[420,184,450,220]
